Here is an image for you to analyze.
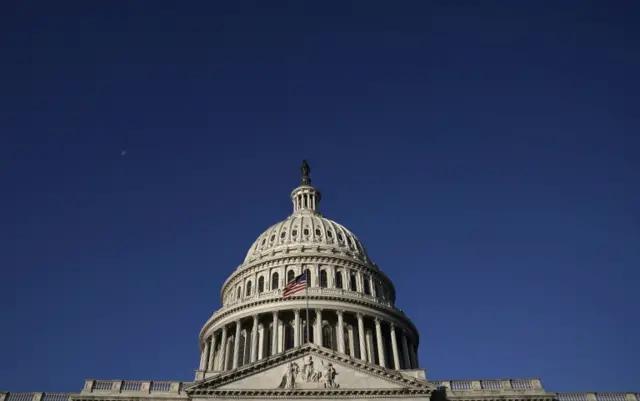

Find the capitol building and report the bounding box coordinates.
[2,162,636,401]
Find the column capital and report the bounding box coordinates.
[356,312,364,319]
[294,308,301,314]
[374,317,381,325]
[390,322,396,330]
[316,308,324,313]
[272,310,279,317]
[336,309,345,316]
[253,314,259,322]
[221,325,228,333]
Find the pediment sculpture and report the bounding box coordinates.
[277,356,339,389]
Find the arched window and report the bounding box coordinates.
[272,272,279,290]
[236,286,242,299]
[322,324,334,350]
[319,270,328,288]
[350,272,357,291]
[305,268,312,287]
[363,276,371,295]
[287,269,295,284]
[335,270,343,289]
[246,281,252,297]
[284,322,295,350]
[258,276,265,293]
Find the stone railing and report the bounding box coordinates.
[79,380,190,396]
[1,394,71,401]
[557,393,639,401]
[429,379,545,392]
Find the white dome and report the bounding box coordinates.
[243,211,372,264]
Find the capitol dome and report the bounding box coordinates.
[243,193,372,265]
[197,161,420,378]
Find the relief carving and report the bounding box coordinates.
[277,356,339,389]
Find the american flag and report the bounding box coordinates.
[282,272,308,299]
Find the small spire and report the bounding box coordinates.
[301,160,311,185]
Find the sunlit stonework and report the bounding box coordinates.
[1,162,636,401]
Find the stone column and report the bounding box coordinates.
[232,320,242,369]
[347,325,355,357]
[401,332,411,369]
[200,339,210,370]
[257,324,264,360]
[208,333,217,371]
[390,324,400,370]
[315,309,323,346]
[218,326,228,370]
[294,309,301,347]
[271,311,279,355]
[337,310,345,353]
[374,318,386,368]
[365,330,374,363]
[277,319,284,353]
[357,313,366,361]
[251,315,259,363]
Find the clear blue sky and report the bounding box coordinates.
[1,0,638,393]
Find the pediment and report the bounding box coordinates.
[186,344,435,397]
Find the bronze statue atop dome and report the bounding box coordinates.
[301,160,311,185]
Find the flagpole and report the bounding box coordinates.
[305,272,310,345]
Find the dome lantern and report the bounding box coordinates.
[291,160,322,214]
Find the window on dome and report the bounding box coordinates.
[280,231,286,239]
[363,276,371,295]
[337,233,344,242]
[236,286,241,300]
[292,229,298,237]
[270,234,275,242]
[322,324,335,351]
[261,238,266,246]
[303,228,309,236]
[343,326,350,355]
[327,230,333,238]
[246,281,252,296]
[263,324,273,358]
[335,270,343,289]
[272,272,279,290]
[349,272,357,291]
[258,276,264,293]
[319,270,328,288]
[302,319,313,344]
[287,269,295,284]
[315,228,321,236]
[284,322,294,351]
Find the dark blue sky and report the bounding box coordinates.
[1,0,638,393]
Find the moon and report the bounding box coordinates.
[121,150,127,156]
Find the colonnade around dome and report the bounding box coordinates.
[197,307,419,375]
